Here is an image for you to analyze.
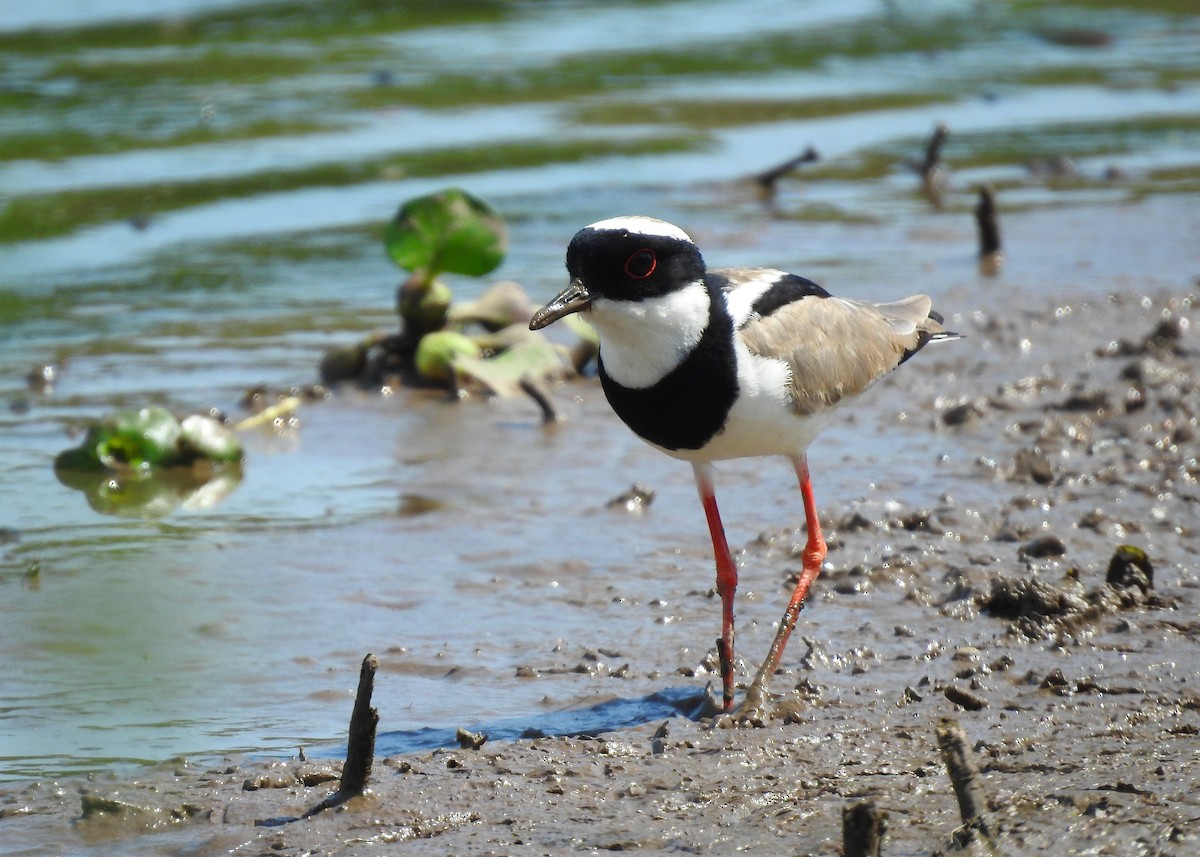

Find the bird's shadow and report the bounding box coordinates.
[364,686,711,757]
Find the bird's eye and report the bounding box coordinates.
[624,249,657,280]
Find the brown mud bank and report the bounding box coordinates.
[3,286,1198,855]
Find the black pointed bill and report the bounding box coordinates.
[529,278,592,330]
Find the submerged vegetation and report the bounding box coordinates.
[0,0,1196,245]
[0,136,708,243]
[0,119,339,163]
[53,406,245,517]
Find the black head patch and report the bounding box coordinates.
[566,223,706,302]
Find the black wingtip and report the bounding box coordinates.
[899,328,962,365]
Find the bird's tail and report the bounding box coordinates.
[879,296,961,364]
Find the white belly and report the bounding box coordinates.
[650,347,837,463]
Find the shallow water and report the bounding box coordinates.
[1,0,1198,781]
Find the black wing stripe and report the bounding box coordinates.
[747,274,830,322]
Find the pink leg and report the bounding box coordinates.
[742,454,827,712]
[693,463,737,711]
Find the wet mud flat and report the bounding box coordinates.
[3,286,1198,855]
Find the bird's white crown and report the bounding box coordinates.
[585,216,693,244]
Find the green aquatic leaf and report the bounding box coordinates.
[383,188,507,278]
[93,406,182,470]
[414,330,483,384]
[452,336,568,397]
[179,415,243,464]
[56,406,245,472]
[54,408,245,516]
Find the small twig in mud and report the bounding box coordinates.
[975,184,1003,274]
[936,717,999,852]
[752,146,819,198]
[917,122,950,183]
[233,396,301,432]
[843,800,887,857]
[519,374,562,424]
[910,122,950,206]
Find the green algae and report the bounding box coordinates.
[801,112,1200,186]
[217,226,376,264]
[0,0,512,54]
[948,114,1200,171]
[0,0,1194,246]
[575,93,951,131]
[0,119,340,163]
[0,135,708,243]
[0,0,518,167]
[1014,0,1200,15]
[48,50,320,87]
[350,20,982,112]
[0,291,63,326]
[1131,163,1200,198]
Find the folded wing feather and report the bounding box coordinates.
[738,294,944,415]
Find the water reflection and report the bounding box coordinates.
[54,465,243,518]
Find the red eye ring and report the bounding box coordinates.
[624,248,657,280]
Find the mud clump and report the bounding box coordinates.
[1107,544,1154,594]
[983,543,1174,639]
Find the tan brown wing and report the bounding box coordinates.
[739,294,945,415]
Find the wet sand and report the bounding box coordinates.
[3,285,1198,855]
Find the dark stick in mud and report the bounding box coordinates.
[936,717,997,849]
[752,146,819,197]
[842,800,887,857]
[975,183,1003,276]
[340,653,380,796]
[297,653,380,820]
[913,122,950,206]
[975,184,1002,258]
[520,374,562,424]
[917,122,950,184]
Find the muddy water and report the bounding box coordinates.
[1,0,1199,784]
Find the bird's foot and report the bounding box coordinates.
[708,684,771,729]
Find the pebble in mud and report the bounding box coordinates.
[605,483,656,514]
[943,684,988,711]
[1018,533,1067,559]
[1106,544,1154,591]
[1009,448,1055,485]
[939,398,986,426]
[455,728,488,750]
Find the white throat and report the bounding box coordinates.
[592,280,710,389]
